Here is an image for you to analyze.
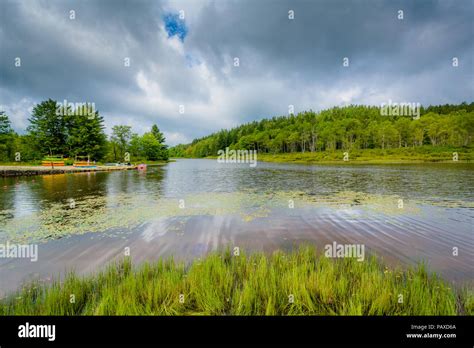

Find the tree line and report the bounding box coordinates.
[169,103,474,157]
[0,99,168,162]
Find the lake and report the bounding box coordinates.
[0,159,473,296]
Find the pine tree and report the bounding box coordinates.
[0,111,14,161]
[27,99,67,156]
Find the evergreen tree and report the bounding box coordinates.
[150,124,169,160]
[0,111,14,161]
[28,99,68,156]
[66,108,107,161]
[151,124,166,144]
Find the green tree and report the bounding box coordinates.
[13,134,42,161]
[150,124,169,160]
[410,119,425,147]
[394,118,412,148]
[151,125,165,143]
[66,108,107,160]
[110,125,132,162]
[28,99,68,156]
[0,111,15,161]
[128,133,143,159]
[169,103,474,157]
[141,133,163,160]
[375,121,398,149]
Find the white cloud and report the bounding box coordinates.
[0,97,36,132]
[164,131,190,146]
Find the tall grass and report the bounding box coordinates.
[0,247,471,315]
[257,146,474,164]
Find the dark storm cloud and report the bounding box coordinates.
[0,0,472,145]
[189,1,469,77]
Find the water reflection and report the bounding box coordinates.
[0,160,473,295]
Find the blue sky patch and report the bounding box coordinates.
[163,13,188,42]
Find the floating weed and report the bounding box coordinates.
[3,190,469,245]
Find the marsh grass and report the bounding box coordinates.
[257,146,473,164]
[1,247,472,315]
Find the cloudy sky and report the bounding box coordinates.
[0,0,472,146]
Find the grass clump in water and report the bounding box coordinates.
[0,246,471,315]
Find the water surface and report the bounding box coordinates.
[0,159,473,295]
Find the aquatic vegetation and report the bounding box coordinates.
[0,246,470,315]
[1,189,471,244]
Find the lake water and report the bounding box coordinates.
[0,159,473,295]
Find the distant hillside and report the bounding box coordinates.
[169,103,474,158]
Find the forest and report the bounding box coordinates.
[2,101,473,163]
[169,103,474,158]
[0,99,168,163]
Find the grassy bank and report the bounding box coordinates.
[0,161,43,166]
[1,247,471,315]
[256,147,473,164]
[135,160,169,165]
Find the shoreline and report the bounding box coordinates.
[171,145,474,165]
[177,156,473,165]
[257,156,473,165]
[0,165,138,177]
